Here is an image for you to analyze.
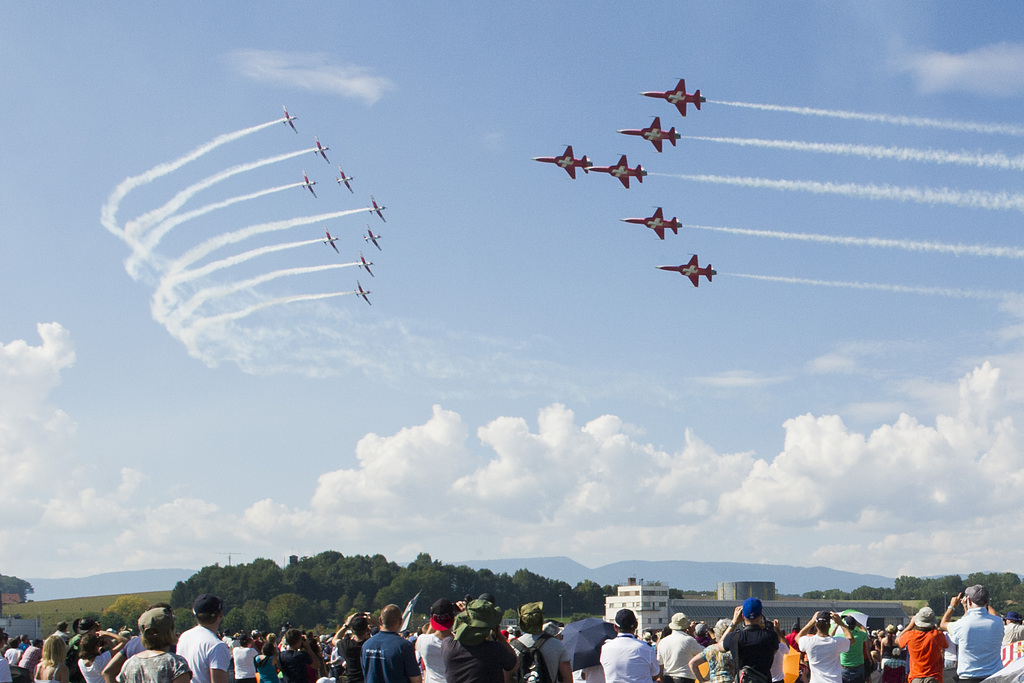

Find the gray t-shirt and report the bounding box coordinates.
[117,652,192,683]
[516,634,569,682]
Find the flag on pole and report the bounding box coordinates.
[401,591,421,632]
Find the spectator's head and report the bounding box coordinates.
[614,609,638,634]
[669,613,690,631]
[518,602,544,635]
[843,616,858,630]
[380,604,403,631]
[76,618,100,635]
[79,632,103,659]
[913,607,937,631]
[261,640,276,657]
[713,619,731,642]
[349,615,370,638]
[885,624,896,634]
[139,607,176,650]
[40,636,66,667]
[429,599,455,633]
[1005,611,1023,624]
[694,623,708,638]
[965,585,989,607]
[284,629,304,648]
[56,622,69,633]
[193,594,224,626]
[742,598,763,623]
[814,611,831,635]
[239,635,251,647]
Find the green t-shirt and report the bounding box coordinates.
[839,628,867,667]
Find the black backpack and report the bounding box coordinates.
[510,635,554,683]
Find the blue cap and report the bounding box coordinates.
[742,597,763,619]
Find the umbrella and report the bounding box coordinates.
[561,618,617,671]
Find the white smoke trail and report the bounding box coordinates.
[123,147,315,245]
[188,290,357,329]
[708,100,1024,137]
[151,237,329,323]
[100,118,284,239]
[169,238,328,285]
[655,172,1024,212]
[164,207,377,278]
[125,182,305,277]
[683,223,1024,259]
[727,273,1014,300]
[168,263,360,323]
[679,135,1024,171]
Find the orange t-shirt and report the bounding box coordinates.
[897,628,948,682]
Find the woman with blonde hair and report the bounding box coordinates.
[35,636,69,683]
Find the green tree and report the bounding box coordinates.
[267,593,317,630]
[101,595,151,630]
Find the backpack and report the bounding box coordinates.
[510,635,553,683]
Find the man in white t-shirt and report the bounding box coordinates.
[797,612,852,683]
[177,594,232,683]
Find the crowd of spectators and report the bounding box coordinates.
[0,583,1022,683]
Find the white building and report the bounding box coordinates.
[603,578,670,633]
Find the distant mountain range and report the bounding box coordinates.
[22,557,894,602]
[26,569,197,602]
[452,557,894,595]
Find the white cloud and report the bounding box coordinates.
[693,370,789,388]
[6,322,1024,579]
[902,42,1024,96]
[227,50,394,105]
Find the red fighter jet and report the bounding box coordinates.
[323,228,340,253]
[532,145,592,179]
[621,207,681,240]
[370,195,386,222]
[588,155,646,188]
[358,251,374,277]
[657,255,716,287]
[282,105,298,133]
[355,281,372,305]
[301,170,317,198]
[617,116,680,153]
[641,78,706,116]
[336,165,354,193]
[313,135,330,163]
[364,226,382,251]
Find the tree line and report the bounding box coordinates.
[168,552,614,633]
[801,571,1022,614]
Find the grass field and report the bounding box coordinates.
[3,591,171,634]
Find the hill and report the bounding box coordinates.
[4,591,171,635]
[453,557,894,594]
[25,568,196,602]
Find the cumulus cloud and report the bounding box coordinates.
[6,321,1024,578]
[227,50,394,104]
[901,42,1024,96]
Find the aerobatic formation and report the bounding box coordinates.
[533,78,713,287]
[291,106,390,306]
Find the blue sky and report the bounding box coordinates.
[3,3,1024,582]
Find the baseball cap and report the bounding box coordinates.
[742,598,762,619]
[138,608,175,639]
[193,594,223,616]
[614,609,638,630]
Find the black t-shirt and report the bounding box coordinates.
[340,636,367,683]
[279,650,313,683]
[441,639,517,683]
[723,626,778,679]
